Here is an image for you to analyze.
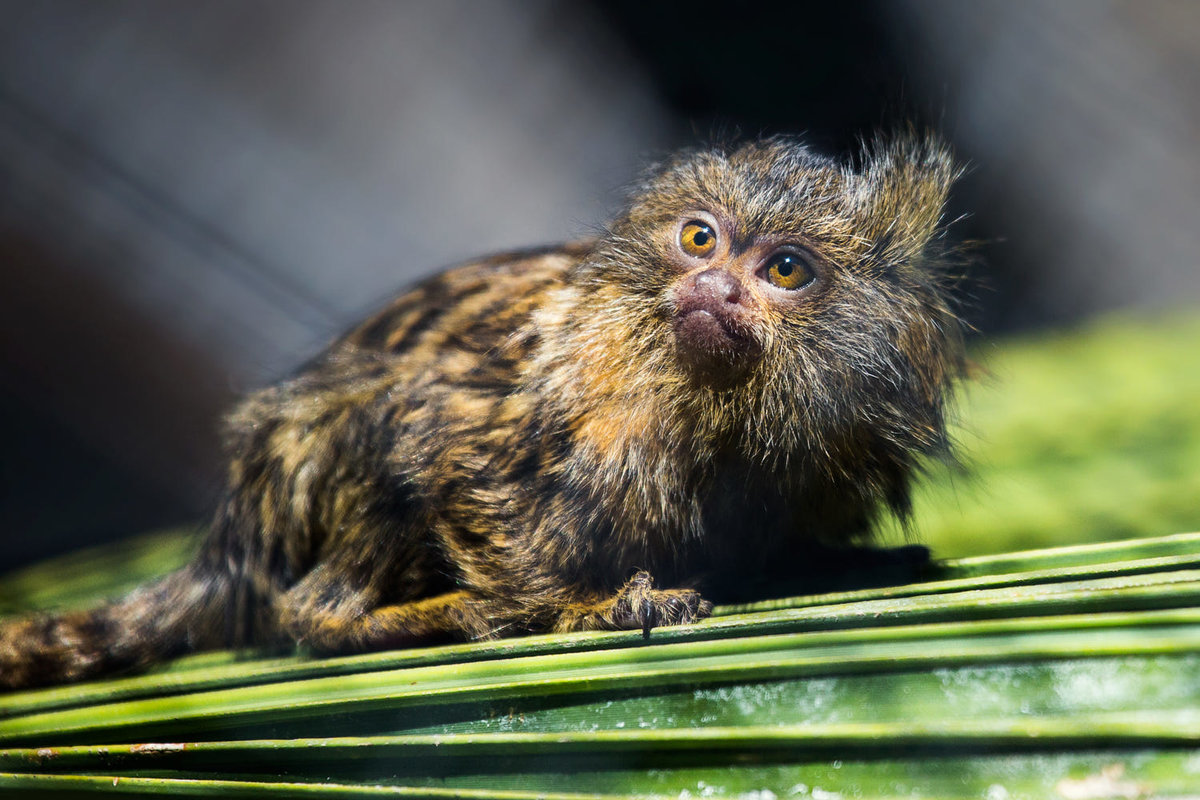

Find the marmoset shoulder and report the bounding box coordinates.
[1,134,965,690]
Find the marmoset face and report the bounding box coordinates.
[572,136,962,472]
[665,208,822,383]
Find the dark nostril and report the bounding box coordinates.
[692,268,741,304]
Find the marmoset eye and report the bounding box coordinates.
[763,251,815,291]
[680,221,717,257]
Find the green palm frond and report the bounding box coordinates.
[3,533,1200,797]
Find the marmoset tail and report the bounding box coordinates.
[1,134,966,690]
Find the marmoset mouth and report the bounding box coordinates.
[673,307,763,383]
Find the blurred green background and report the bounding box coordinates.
[907,311,1200,558]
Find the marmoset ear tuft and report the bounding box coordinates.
[856,133,961,270]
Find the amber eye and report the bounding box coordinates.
[764,251,815,291]
[679,221,717,257]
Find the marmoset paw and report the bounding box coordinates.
[611,570,714,638]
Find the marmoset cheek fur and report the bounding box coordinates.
[0,133,966,691]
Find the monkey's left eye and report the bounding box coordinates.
[679,221,717,257]
[763,251,815,291]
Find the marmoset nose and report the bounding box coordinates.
[691,268,742,305]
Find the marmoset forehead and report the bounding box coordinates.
[652,144,849,235]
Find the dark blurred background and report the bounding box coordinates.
[2,1,1198,569]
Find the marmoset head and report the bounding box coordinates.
[572,134,965,496]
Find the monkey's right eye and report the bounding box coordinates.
[680,221,717,257]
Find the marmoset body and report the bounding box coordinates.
[1,135,964,690]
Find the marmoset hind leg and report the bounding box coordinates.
[261,485,496,650]
[272,524,490,652]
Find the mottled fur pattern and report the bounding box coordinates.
[1,135,965,690]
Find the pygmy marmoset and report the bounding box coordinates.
[0,134,965,690]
